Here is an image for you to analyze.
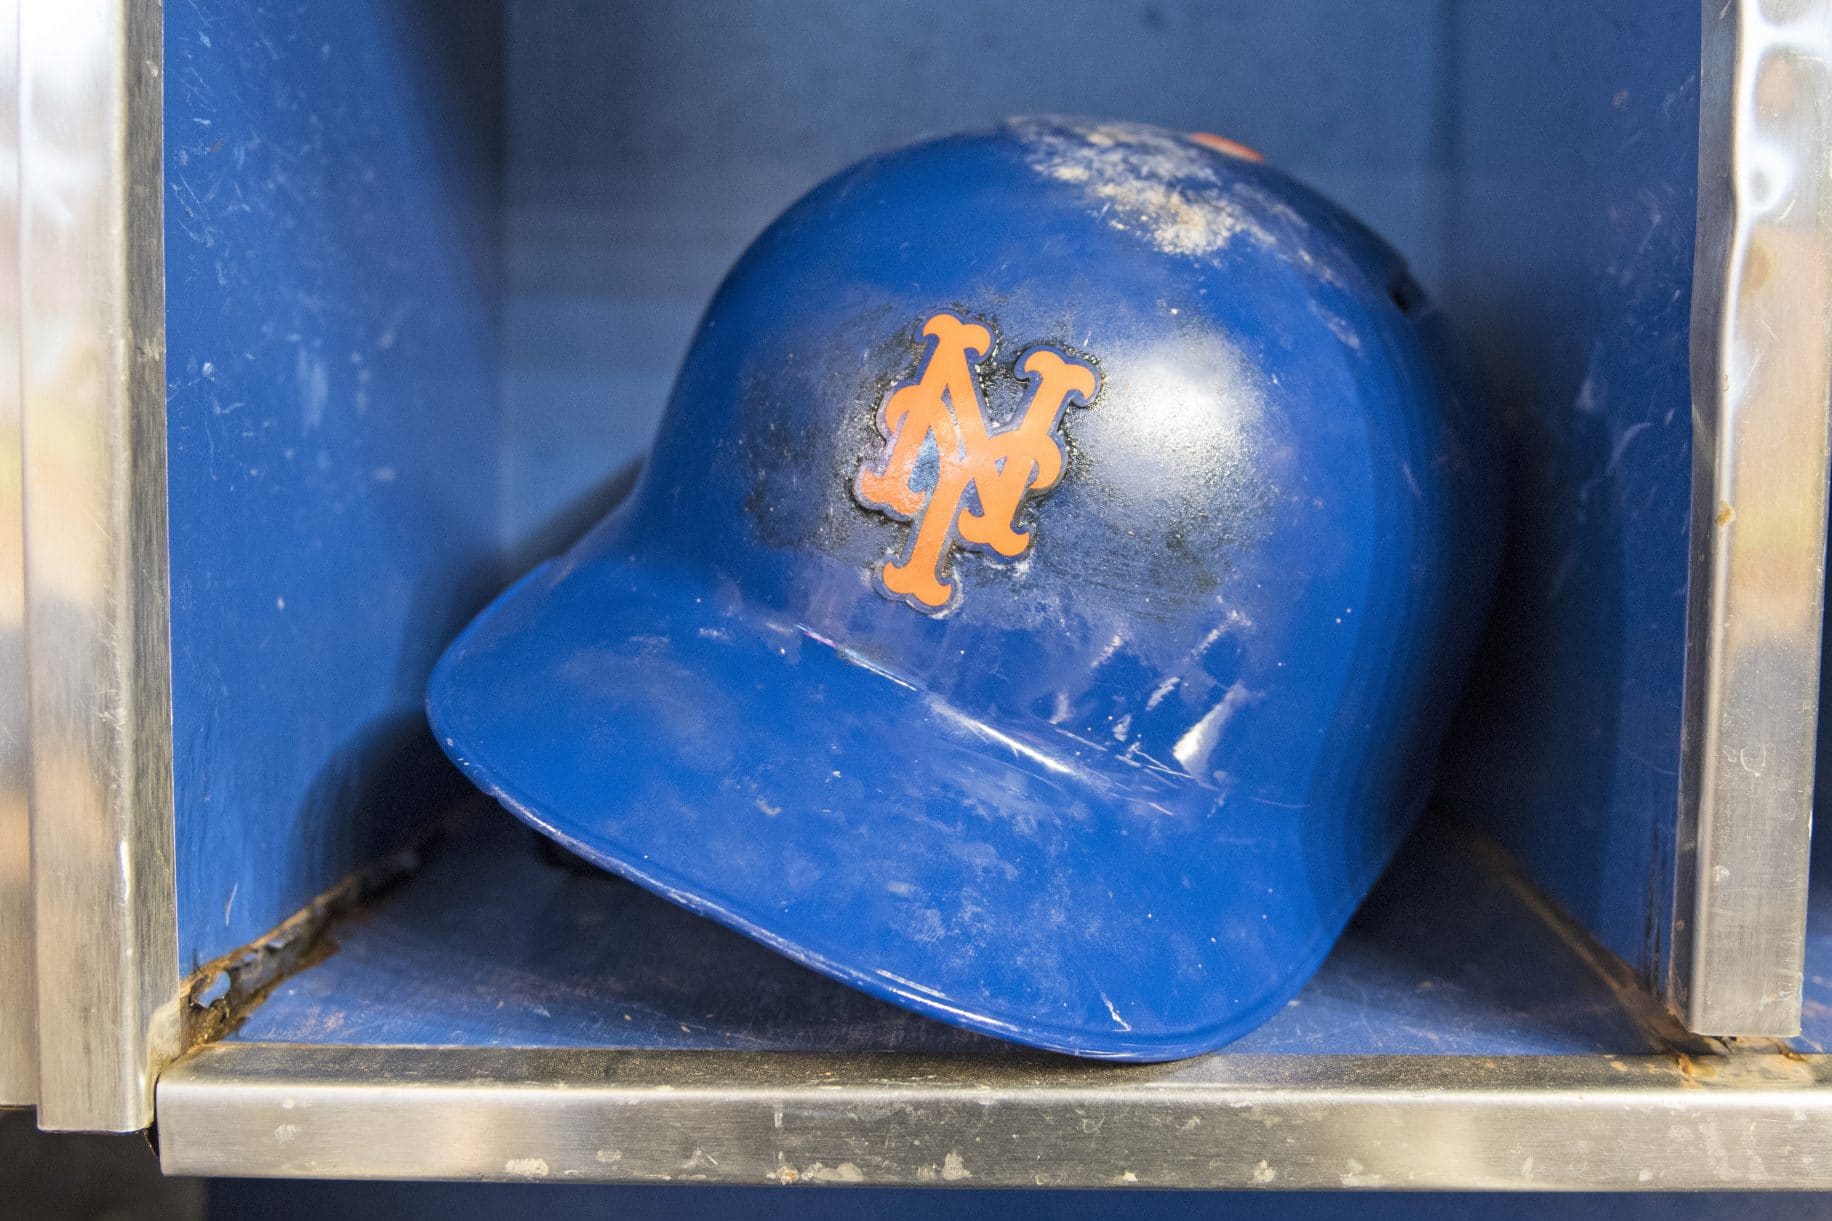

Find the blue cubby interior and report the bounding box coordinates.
[163,0,507,972]
[165,0,1706,1048]
[231,800,1659,1056]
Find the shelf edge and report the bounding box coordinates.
[157,1043,1832,1190]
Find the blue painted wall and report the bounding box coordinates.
[162,0,504,972]
[1434,6,1699,983]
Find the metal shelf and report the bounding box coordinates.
[149,802,1832,1189]
[158,1045,1832,1189]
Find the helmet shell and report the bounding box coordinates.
[429,117,1502,1058]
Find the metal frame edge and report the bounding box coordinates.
[0,0,36,1109]
[156,1044,1832,1190]
[1674,0,1832,1034]
[20,0,175,1130]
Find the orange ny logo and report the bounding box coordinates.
[854,312,1099,613]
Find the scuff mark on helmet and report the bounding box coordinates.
[1007,116,1277,260]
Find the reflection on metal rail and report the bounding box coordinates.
[0,0,35,1111]
[1676,0,1832,1036]
[159,1044,1832,1190]
[19,0,175,1130]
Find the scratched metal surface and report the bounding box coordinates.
[1795,747,1832,1052]
[228,800,1652,1055]
[161,1,505,974]
[1797,453,1832,1052]
[1797,868,1832,1053]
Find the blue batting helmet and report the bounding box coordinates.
[428,117,1501,1059]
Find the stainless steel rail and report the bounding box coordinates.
[0,0,35,1111]
[19,0,175,1130]
[1674,0,1832,1035]
[158,1044,1832,1190]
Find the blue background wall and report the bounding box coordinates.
[163,1,505,971]
[1432,3,1699,990]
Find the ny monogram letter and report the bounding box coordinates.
[854,312,1098,612]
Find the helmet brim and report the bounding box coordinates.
[427,547,1364,1061]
